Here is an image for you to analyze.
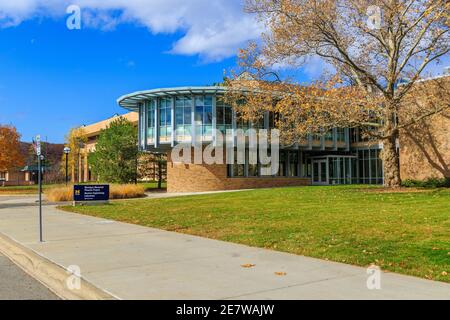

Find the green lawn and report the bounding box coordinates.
[141,181,167,191]
[61,185,450,282]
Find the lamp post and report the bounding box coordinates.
[64,147,71,186]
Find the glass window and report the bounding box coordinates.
[356,149,383,185]
[288,151,299,177]
[302,153,311,177]
[194,95,213,139]
[216,97,232,134]
[147,100,156,143]
[337,128,346,142]
[159,98,172,142]
[233,150,245,177]
[175,97,192,142]
[278,151,286,176]
[248,162,258,177]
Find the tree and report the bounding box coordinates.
[138,152,167,189]
[62,127,87,183]
[0,125,24,171]
[90,117,139,184]
[227,0,449,187]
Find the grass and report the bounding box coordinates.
[141,181,167,191]
[61,185,450,282]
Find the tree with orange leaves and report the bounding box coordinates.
[226,0,449,187]
[0,125,25,171]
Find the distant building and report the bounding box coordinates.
[0,142,64,186]
[76,112,166,183]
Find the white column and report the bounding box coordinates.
[171,97,176,147]
[154,98,160,148]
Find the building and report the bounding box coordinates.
[0,142,64,186]
[77,113,138,182]
[77,112,166,183]
[118,82,449,193]
[117,87,392,193]
[0,170,29,186]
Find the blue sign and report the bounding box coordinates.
[74,185,109,202]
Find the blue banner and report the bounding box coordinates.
[74,185,110,202]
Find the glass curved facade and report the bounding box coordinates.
[136,91,233,149]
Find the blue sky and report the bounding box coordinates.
[0,1,272,143]
[0,19,245,143]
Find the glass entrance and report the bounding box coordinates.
[312,159,328,185]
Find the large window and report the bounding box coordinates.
[216,97,232,134]
[357,148,383,184]
[277,151,287,176]
[195,95,213,140]
[337,128,346,143]
[232,149,245,177]
[147,100,156,144]
[288,151,299,177]
[301,154,312,177]
[175,97,192,142]
[159,98,172,143]
[227,149,304,178]
[328,157,356,185]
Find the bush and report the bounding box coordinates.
[110,184,145,199]
[401,178,450,188]
[45,184,146,202]
[46,187,73,202]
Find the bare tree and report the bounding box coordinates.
[227,0,449,187]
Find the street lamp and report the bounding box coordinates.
[63,147,71,186]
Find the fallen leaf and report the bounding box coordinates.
[274,272,287,276]
[241,264,256,268]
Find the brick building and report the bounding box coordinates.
[117,81,448,193]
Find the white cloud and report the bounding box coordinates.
[0,0,262,62]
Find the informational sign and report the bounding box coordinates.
[74,185,110,202]
[35,135,41,156]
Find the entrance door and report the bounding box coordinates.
[312,160,328,185]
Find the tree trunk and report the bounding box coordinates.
[382,132,401,188]
[157,155,162,190]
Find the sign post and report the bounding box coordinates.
[36,135,43,243]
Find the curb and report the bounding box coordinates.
[0,232,117,300]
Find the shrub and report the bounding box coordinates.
[46,186,73,202]
[45,184,146,202]
[401,178,450,188]
[110,184,145,199]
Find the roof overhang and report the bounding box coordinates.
[117,86,227,111]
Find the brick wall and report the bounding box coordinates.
[399,113,450,180]
[167,148,310,193]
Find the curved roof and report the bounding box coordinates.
[117,86,226,111]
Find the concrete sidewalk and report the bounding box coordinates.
[0,196,448,300]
